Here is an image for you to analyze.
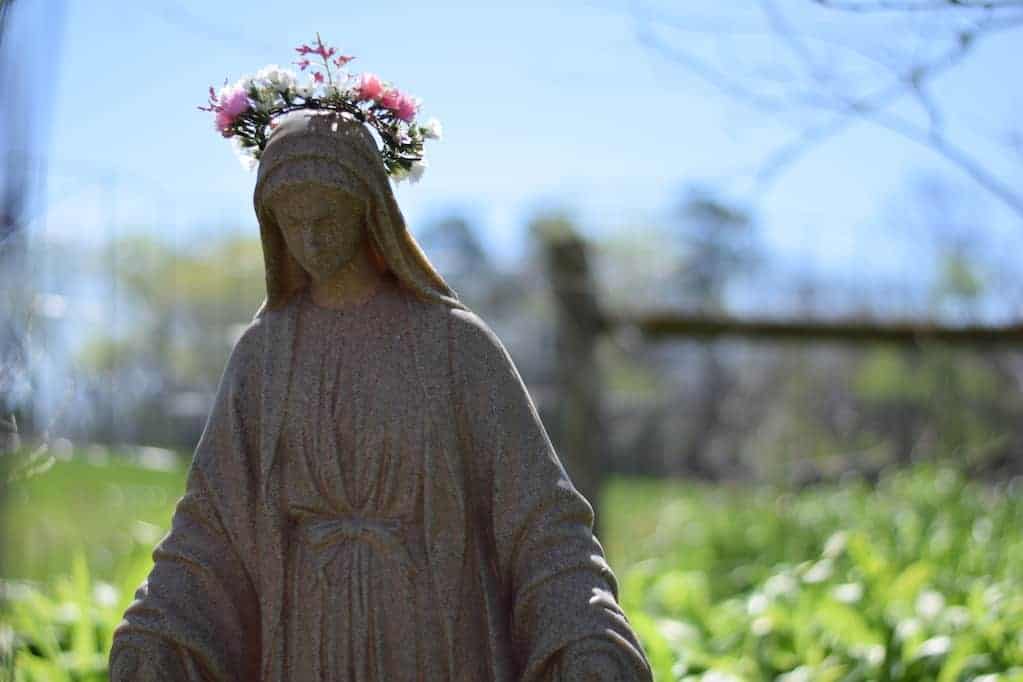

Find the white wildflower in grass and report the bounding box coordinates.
[132,520,163,545]
[422,117,443,140]
[751,616,773,636]
[916,590,945,620]
[942,605,970,630]
[0,624,13,656]
[656,618,699,645]
[917,635,952,658]
[702,671,742,682]
[746,592,769,615]
[864,644,886,666]
[55,602,81,622]
[764,573,797,598]
[777,666,813,682]
[832,582,863,604]
[93,581,119,608]
[823,531,848,558]
[802,558,832,584]
[895,618,922,641]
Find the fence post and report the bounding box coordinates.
[535,217,608,534]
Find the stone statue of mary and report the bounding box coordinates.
[109,110,652,682]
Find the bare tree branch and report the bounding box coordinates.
[812,0,1023,12]
[635,1,1023,219]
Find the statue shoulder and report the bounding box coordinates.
[220,316,266,392]
[443,305,518,377]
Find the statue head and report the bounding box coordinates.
[253,111,463,310]
[265,179,371,285]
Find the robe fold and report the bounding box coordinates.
[109,290,652,681]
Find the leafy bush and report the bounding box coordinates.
[2,545,153,681]
[608,466,1023,681]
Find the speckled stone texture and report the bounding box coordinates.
[109,111,652,681]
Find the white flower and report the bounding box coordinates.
[701,672,741,682]
[916,590,945,620]
[777,666,812,682]
[409,159,428,183]
[751,616,772,636]
[802,558,832,584]
[295,81,315,99]
[863,644,885,666]
[55,602,81,622]
[421,117,443,140]
[895,618,921,641]
[942,605,970,630]
[255,64,295,89]
[746,592,769,615]
[93,582,118,608]
[832,582,863,604]
[917,635,951,657]
[823,531,848,558]
[764,573,797,598]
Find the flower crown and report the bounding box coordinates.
[198,34,441,183]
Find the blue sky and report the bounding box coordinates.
[20,1,1023,277]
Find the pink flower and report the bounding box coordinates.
[215,110,233,136]
[357,73,384,101]
[221,88,250,117]
[333,55,354,68]
[295,58,311,71]
[378,88,402,112]
[313,71,324,84]
[295,44,314,55]
[212,87,250,136]
[396,94,417,122]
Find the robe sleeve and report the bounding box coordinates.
[448,309,652,682]
[109,322,264,682]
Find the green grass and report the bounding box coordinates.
[3,454,1022,680]
[3,454,186,583]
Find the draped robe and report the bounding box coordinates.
[109,287,652,681]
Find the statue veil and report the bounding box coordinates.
[252,110,465,312]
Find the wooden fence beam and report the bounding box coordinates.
[611,312,1023,347]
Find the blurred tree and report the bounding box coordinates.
[76,232,264,449]
[664,188,760,480]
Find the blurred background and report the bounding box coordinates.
[2,1,1023,679]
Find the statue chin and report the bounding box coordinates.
[296,252,356,283]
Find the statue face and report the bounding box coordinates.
[270,182,369,282]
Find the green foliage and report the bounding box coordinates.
[2,546,155,681]
[606,467,1023,681]
[3,456,185,582]
[3,457,1021,681]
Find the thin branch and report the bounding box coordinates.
[812,0,1023,12]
